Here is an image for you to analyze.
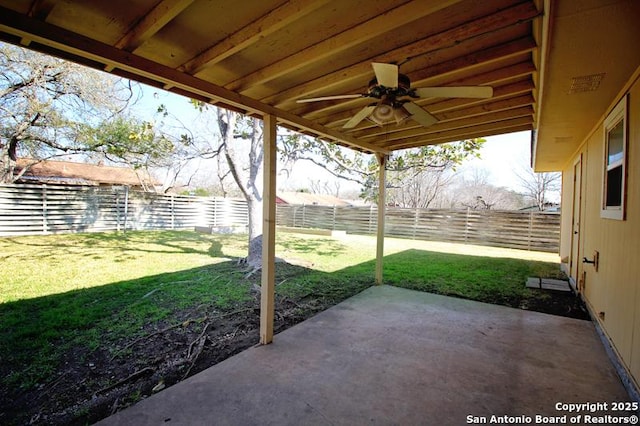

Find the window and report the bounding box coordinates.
[601,95,628,220]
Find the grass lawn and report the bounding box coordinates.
[0,230,570,425]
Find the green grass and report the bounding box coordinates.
[0,230,245,303]
[381,249,552,304]
[0,230,563,394]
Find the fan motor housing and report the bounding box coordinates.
[368,73,411,98]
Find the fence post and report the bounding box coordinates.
[171,194,175,230]
[215,198,220,228]
[528,212,533,251]
[465,207,470,242]
[42,184,48,234]
[413,207,419,239]
[369,205,375,234]
[332,205,337,230]
[302,204,306,228]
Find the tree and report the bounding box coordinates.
[516,166,561,210]
[216,109,264,268]
[454,168,526,210]
[387,169,456,208]
[82,116,176,189]
[0,42,173,183]
[186,102,265,268]
[280,135,484,205]
[308,179,341,197]
[166,106,483,270]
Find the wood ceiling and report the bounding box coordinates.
[0,0,544,154]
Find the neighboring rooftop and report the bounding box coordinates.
[276,191,351,206]
[15,159,159,188]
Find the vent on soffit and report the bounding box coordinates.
[554,136,573,144]
[568,73,605,94]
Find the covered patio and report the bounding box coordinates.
[1,1,636,423]
[98,286,629,425]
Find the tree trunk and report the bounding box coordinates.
[216,109,264,270]
[246,195,263,269]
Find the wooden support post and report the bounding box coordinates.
[375,153,386,285]
[260,114,277,345]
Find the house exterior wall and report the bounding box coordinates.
[559,69,640,386]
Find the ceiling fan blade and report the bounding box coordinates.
[297,94,364,103]
[372,63,398,88]
[343,105,376,129]
[414,86,493,99]
[403,102,438,127]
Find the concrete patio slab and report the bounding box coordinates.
[98,286,630,426]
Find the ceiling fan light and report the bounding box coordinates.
[371,101,394,124]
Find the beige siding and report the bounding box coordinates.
[562,72,640,384]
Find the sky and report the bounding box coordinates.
[461,131,532,188]
[131,84,536,195]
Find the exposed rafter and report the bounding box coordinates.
[115,0,195,52]
[27,0,55,19]
[225,0,464,92]
[267,35,536,109]
[180,0,330,75]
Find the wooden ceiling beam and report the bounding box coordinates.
[267,35,536,109]
[27,0,55,20]
[387,124,533,150]
[354,79,534,137]
[353,99,534,140]
[382,119,533,150]
[407,37,535,85]
[20,0,56,45]
[314,62,535,126]
[115,0,194,52]
[180,0,330,75]
[348,90,533,137]
[0,6,388,155]
[413,62,535,100]
[350,81,533,138]
[392,69,534,122]
[232,2,539,95]
[225,0,464,92]
[386,1,539,81]
[436,93,534,121]
[344,93,534,140]
[358,106,533,143]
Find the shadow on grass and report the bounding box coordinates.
[276,235,348,257]
[278,248,580,318]
[0,247,582,426]
[1,230,230,261]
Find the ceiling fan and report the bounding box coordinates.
[297,63,493,129]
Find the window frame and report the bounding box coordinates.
[601,95,628,220]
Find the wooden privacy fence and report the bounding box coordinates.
[0,184,560,252]
[0,184,248,236]
[276,204,560,252]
